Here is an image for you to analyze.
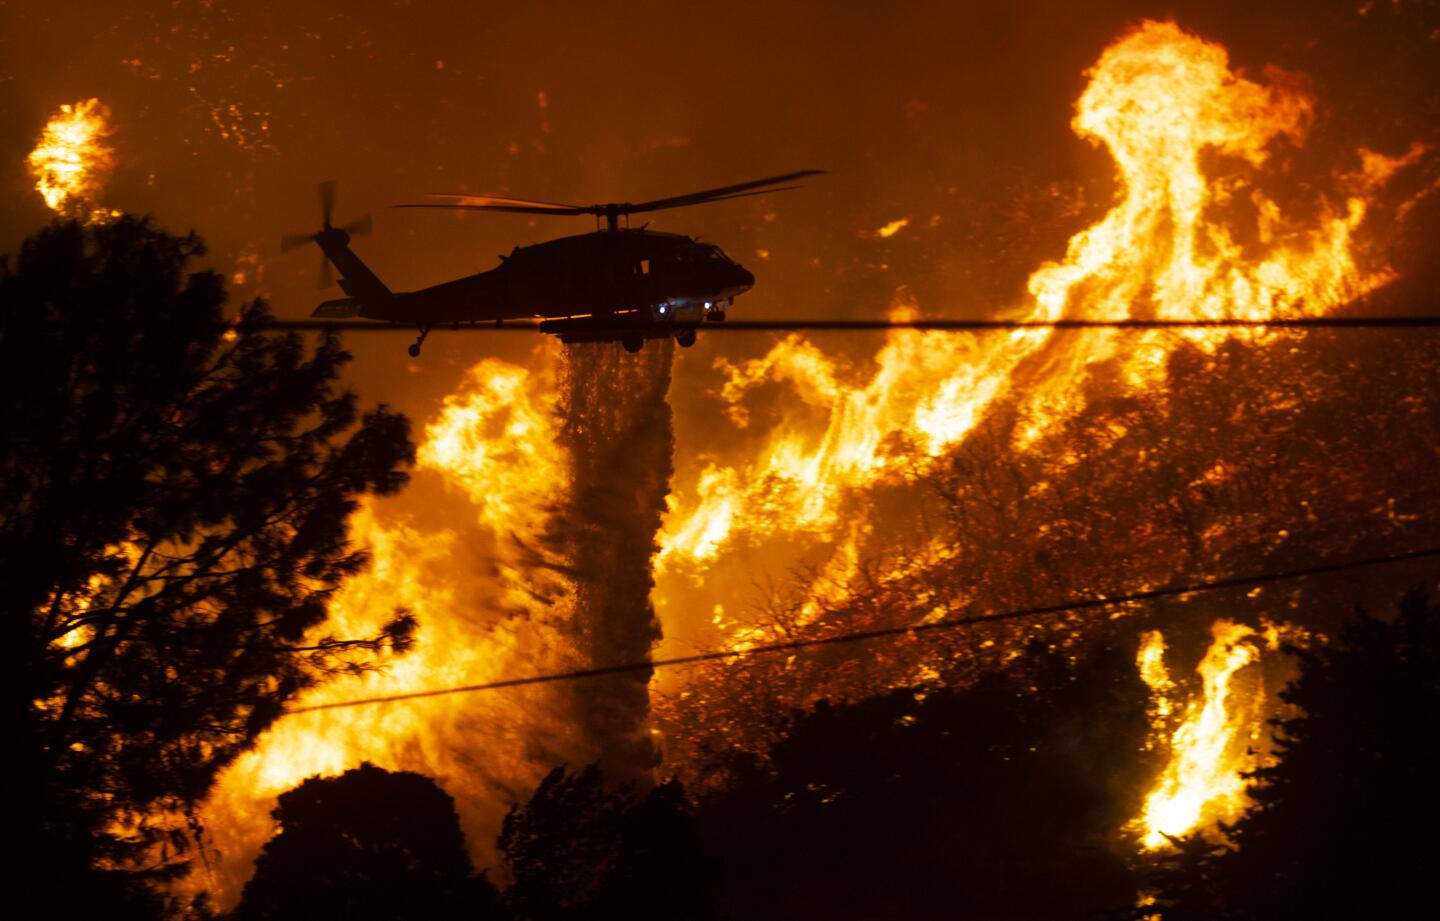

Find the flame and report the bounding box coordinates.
[1015,21,1418,439]
[418,359,568,541]
[1134,620,1273,848]
[195,350,583,904]
[197,344,675,903]
[657,19,1419,630]
[28,99,119,222]
[1136,630,1174,722]
[43,542,141,657]
[183,18,1426,903]
[660,301,1015,564]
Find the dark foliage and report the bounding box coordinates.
[500,634,1152,920]
[1,218,415,917]
[233,763,503,921]
[500,764,711,921]
[698,636,1155,920]
[1132,589,1440,920]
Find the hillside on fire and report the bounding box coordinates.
[5,2,1440,920]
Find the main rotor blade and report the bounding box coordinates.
[393,202,588,216]
[625,185,805,214]
[319,180,337,228]
[395,170,824,219]
[624,169,826,214]
[423,193,584,211]
[280,232,315,253]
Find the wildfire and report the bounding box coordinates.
[658,300,1014,565]
[27,99,119,222]
[651,20,1422,848]
[1016,21,1420,435]
[195,350,585,903]
[657,18,1418,626]
[1134,621,1276,848]
[418,359,568,537]
[1136,630,1174,722]
[186,18,1427,903]
[45,542,141,655]
[197,343,677,903]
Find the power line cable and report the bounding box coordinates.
[283,544,1440,716]
[265,316,1440,333]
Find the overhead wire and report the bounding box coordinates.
[283,544,1440,715]
[265,316,1440,333]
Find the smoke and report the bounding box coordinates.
[541,341,675,781]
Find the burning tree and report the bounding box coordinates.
[27,98,119,224]
[652,18,1440,843]
[656,318,1440,814]
[1,218,415,917]
[1132,590,1440,920]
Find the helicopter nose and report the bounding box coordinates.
[734,264,755,289]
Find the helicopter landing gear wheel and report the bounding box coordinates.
[675,328,697,348]
[622,335,644,353]
[408,326,431,358]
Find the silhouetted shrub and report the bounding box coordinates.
[234,763,503,921]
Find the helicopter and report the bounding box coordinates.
[281,170,824,356]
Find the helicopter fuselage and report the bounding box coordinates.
[313,227,753,349]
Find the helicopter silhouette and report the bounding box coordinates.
[281,170,824,356]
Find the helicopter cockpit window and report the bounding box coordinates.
[639,259,650,274]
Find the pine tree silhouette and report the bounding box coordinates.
[3,218,415,917]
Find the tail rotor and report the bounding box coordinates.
[281,180,373,288]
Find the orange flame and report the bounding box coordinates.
[1134,620,1277,848]
[657,19,1420,628]
[189,19,1427,903]
[194,350,587,904]
[43,542,141,658]
[28,99,119,223]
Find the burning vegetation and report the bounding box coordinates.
[654,11,1431,777]
[27,99,119,223]
[9,7,1440,920]
[1134,622,1287,848]
[196,341,679,900]
[177,23,1437,906]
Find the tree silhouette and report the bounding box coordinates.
[2,218,415,916]
[504,634,1155,920]
[233,763,503,921]
[1132,588,1440,921]
[698,635,1154,920]
[500,764,711,921]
